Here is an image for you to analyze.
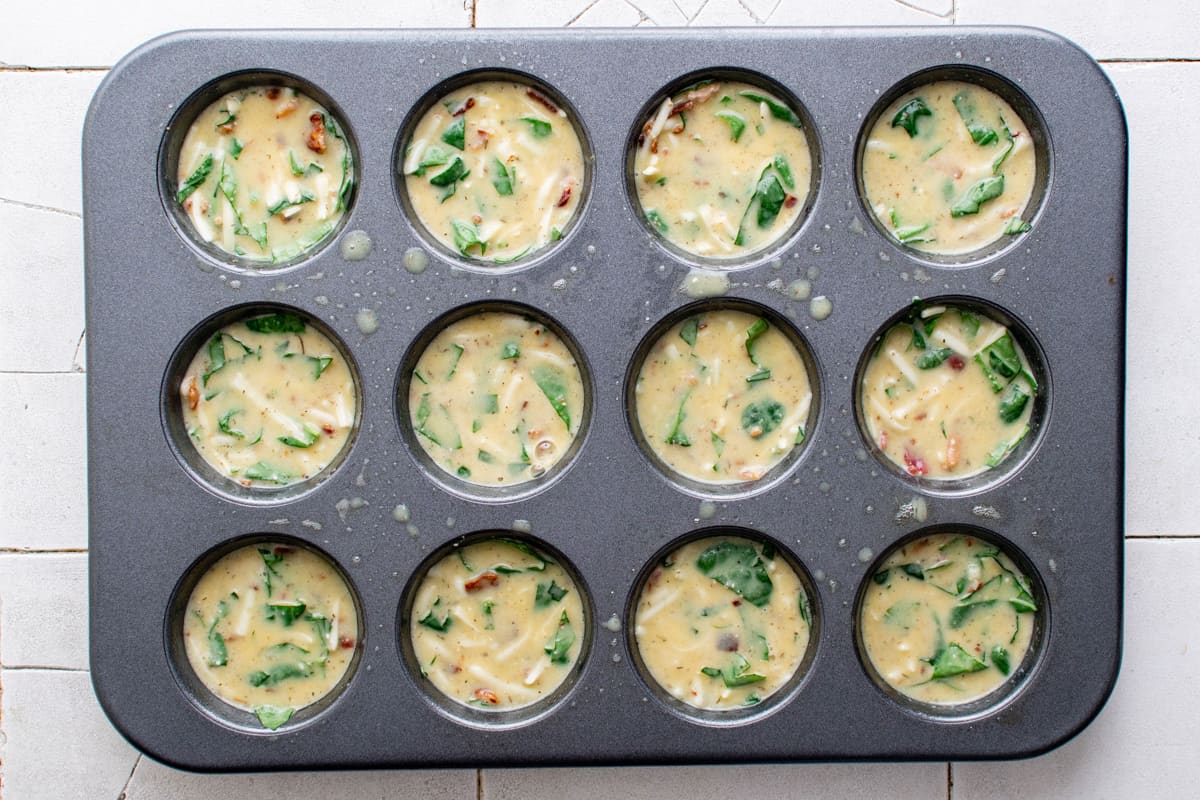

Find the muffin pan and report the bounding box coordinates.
[85,27,1125,770]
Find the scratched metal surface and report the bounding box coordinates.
[84,27,1125,770]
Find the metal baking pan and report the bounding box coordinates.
[85,26,1125,770]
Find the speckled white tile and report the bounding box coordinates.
[1106,62,1200,537]
[0,204,84,374]
[0,669,139,800]
[0,1,471,67]
[123,757,478,799]
[0,70,105,215]
[569,0,645,27]
[751,0,952,25]
[0,553,88,668]
[0,373,87,550]
[954,538,1200,799]
[957,0,1199,59]
[476,0,594,27]
[482,763,948,799]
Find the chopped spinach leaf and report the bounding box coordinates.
[981,333,1021,381]
[696,541,773,607]
[900,563,926,581]
[229,138,244,160]
[266,601,307,627]
[532,366,571,430]
[419,598,452,632]
[177,154,214,203]
[217,408,246,439]
[928,642,988,680]
[253,705,295,730]
[754,172,786,228]
[646,209,668,233]
[991,645,1011,676]
[960,311,981,339]
[267,191,316,217]
[491,158,514,196]
[741,400,785,437]
[916,347,954,370]
[247,661,312,687]
[535,580,568,607]
[408,145,451,177]
[451,219,486,257]
[738,91,802,127]
[430,157,470,187]
[985,425,1030,467]
[950,176,1005,217]
[1003,217,1031,235]
[992,119,1016,174]
[679,317,699,348]
[447,343,465,378]
[544,611,575,663]
[245,313,306,334]
[521,116,552,138]
[278,424,320,449]
[244,462,295,485]
[714,109,746,142]
[701,653,766,688]
[891,98,932,137]
[999,383,1030,423]
[772,154,795,189]
[289,151,305,176]
[952,92,999,145]
[664,390,692,447]
[441,117,466,151]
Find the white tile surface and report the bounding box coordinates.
[0,204,85,374]
[123,758,478,798]
[957,0,1200,60]
[0,1,472,68]
[0,553,88,669]
[0,70,104,215]
[1107,62,1200,537]
[954,539,1200,798]
[484,763,947,799]
[478,0,952,27]
[0,669,139,799]
[0,373,87,550]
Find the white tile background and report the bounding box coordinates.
[1,1,1197,797]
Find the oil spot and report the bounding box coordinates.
[340,229,372,261]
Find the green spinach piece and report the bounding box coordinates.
[229,138,244,160]
[991,645,1011,676]
[738,91,802,127]
[701,653,766,688]
[1004,217,1031,235]
[646,209,668,233]
[278,424,320,449]
[535,580,568,607]
[999,383,1030,423]
[217,408,246,439]
[532,366,571,430]
[664,390,692,447]
[715,109,746,142]
[952,92,999,145]
[441,117,466,151]
[679,317,700,348]
[267,191,316,217]
[980,333,1021,383]
[985,425,1030,468]
[419,598,452,632]
[741,400,785,437]
[491,158,513,196]
[696,540,773,607]
[408,145,451,177]
[429,157,469,187]
[950,176,1005,217]
[177,154,214,203]
[521,117,552,138]
[247,661,312,687]
[266,602,307,627]
[447,343,465,378]
[916,347,954,370]
[253,705,295,730]
[927,642,988,680]
[544,611,575,663]
[244,461,295,485]
[245,313,306,334]
[451,219,486,257]
[891,98,932,137]
[992,119,1016,174]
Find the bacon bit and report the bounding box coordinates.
[306,112,327,153]
[903,449,928,476]
[186,377,199,411]
[914,412,927,421]
[275,96,298,119]
[464,571,500,592]
[948,354,966,371]
[649,137,659,154]
[322,424,335,435]
[240,479,253,487]
[527,428,542,439]
[338,635,355,650]
[266,87,282,100]
[738,466,765,480]
[449,664,462,674]
[274,546,295,556]
[669,82,721,118]
[731,599,742,607]
[474,688,500,705]
[450,97,476,117]
[946,434,960,469]
[556,182,573,208]
[879,430,888,449]
[526,89,558,114]
[217,119,237,135]
[784,195,798,208]
[999,207,1018,219]
[476,129,491,149]
[672,124,685,135]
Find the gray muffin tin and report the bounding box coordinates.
[85,27,1126,770]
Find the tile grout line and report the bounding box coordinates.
[0,666,89,673]
[0,65,108,72]
[947,762,954,799]
[476,767,483,800]
[0,196,81,219]
[0,549,89,555]
[116,753,142,800]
